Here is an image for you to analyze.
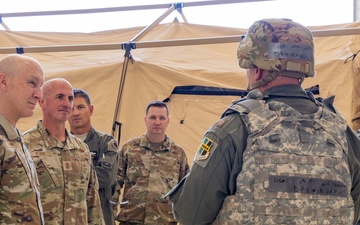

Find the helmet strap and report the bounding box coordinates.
[249,70,306,90]
[249,71,277,90]
[279,71,306,84]
[279,70,306,79]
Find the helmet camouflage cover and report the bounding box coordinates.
[237,18,315,78]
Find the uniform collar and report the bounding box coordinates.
[139,133,172,152]
[0,114,20,141]
[262,84,309,99]
[84,126,96,142]
[37,120,81,150]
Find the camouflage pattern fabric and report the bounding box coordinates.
[83,126,119,225]
[237,18,315,78]
[0,115,44,224]
[213,99,353,225]
[116,133,189,224]
[23,121,104,225]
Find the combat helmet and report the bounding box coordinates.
[237,18,315,89]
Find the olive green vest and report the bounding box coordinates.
[213,99,353,225]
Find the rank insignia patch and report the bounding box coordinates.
[197,137,214,161]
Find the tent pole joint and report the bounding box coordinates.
[121,42,136,57]
[16,46,24,54]
[171,2,184,11]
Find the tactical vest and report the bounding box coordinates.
[213,99,354,225]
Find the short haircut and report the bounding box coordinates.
[146,100,169,116]
[73,88,91,106]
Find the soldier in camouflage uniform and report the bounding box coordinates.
[0,54,45,224]
[115,100,190,225]
[23,78,104,225]
[68,88,119,225]
[165,18,360,225]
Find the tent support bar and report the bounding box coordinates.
[112,55,130,137]
[0,28,359,54]
[132,35,243,48]
[179,11,188,23]
[0,0,274,18]
[176,3,188,23]
[130,4,176,42]
[0,43,123,54]
[0,16,10,31]
[0,21,10,31]
[311,27,360,37]
[183,0,274,7]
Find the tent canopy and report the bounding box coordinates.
[1,20,359,161]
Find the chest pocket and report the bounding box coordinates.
[157,155,179,189]
[30,151,62,189]
[2,146,33,191]
[63,151,91,191]
[126,153,148,182]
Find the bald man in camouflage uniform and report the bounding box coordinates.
[116,100,189,225]
[166,18,360,225]
[24,78,104,225]
[0,54,45,224]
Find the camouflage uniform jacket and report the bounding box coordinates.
[117,133,189,224]
[23,121,104,225]
[0,115,44,225]
[83,126,119,225]
[167,85,360,225]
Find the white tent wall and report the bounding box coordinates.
[0,21,360,163]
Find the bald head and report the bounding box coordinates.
[42,78,72,99]
[0,54,43,78]
[0,54,44,125]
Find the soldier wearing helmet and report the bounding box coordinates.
[238,18,314,90]
[165,18,360,225]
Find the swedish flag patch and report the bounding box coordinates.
[197,137,214,161]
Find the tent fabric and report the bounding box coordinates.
[1,21,360,163]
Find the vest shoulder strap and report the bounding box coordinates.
[316,95,340,115]
[222,99,262,118]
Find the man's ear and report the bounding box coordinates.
[0,73,9,91]
[38,98,45,110]
[89,105,94,116]
[254,68,263,81]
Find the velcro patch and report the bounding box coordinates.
[63,161,72,171]
[197,137,215,161]
[194,137,218,168]
[269,175,347,197]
